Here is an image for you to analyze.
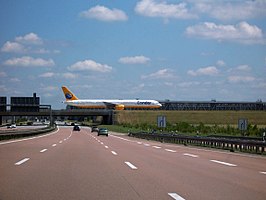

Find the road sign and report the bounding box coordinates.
[157,115,166,128]
[238,119,248,131]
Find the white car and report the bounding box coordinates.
[7,124,16,129]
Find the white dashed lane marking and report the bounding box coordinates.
[165,149,176,153]
[15,158,30,166]
[52,144,57,147]
[183,153,198,158]
[111,151,118,155]
[125,161,138,170]
[260,172,266,175]
[40,149,47,153]
[168,193,186,200]
[210,160,237,167]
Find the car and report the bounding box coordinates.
[7,124,16,129]
[98,128,108,136]
[73,125,80,131]
[91,126,99,133]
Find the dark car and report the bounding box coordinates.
[98,128,108,136]
[73,125,80,131]
[91,126,99,133]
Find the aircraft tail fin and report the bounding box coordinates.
[62,86,79,101]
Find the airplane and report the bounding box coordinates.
[61,86,162,110]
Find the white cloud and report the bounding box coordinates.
[15,33,43,45]
[62,73,77,79]
[39,72,55,78]
[0,72,7,78]
[42,86,58,91]
[186,21,264,44]
[9,78,20,82]
[135,0,197,19]
[1,41,26,53]
[216,60,226,67]
[119,55,150,64]
[80,5,128,22]
[68,59,112,73]
[142,68,174,79]
[188,66,219,76]
[0,85,8,92]
[228,75,255,83]
[178,81,200,88]
[236,65,251,72]
[193,1,266,21]
[227,64,252,73]
[4,56,55,67]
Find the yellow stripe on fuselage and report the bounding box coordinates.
[71,105,161,109]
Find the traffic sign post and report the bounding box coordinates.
[238,118,248,136]
[157,115,166,128]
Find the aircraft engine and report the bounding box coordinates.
[115,104,125,110]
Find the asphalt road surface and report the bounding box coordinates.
[0,127,265,200]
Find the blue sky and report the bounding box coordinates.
[1,0,266,109]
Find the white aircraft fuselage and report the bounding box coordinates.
[62,86,162,110]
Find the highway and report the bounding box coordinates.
[0,127,266,200]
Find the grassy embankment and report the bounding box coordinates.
[103,110,266,136]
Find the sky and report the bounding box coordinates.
[0,0,266,109]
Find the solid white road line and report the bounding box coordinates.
[183,153,198,158]
[15,158,30,166]
[168,193,186,200]
[52,144,57,147]
[111,151,118,155]
[260,172,266,175]
[152,146,162,149]
[40,149,47,153]
[0,128,60,145]
[165,149,176,153]
[210,160,237,167]
[110,135,130,142]
[125,161,138,170]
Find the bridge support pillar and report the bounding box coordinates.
[102,111,113,125]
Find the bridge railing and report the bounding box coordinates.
[128,132,266,155]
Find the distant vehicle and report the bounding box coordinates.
[61,86,162,110]
[7,124,16,129]
[73,125,80,131]
[91,126,99,133]
[98,128,108,136]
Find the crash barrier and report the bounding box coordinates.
[128,132,266,155]
[0,125,57,140]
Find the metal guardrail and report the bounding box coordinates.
[0,125,57,140]
[128,132,266,155]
